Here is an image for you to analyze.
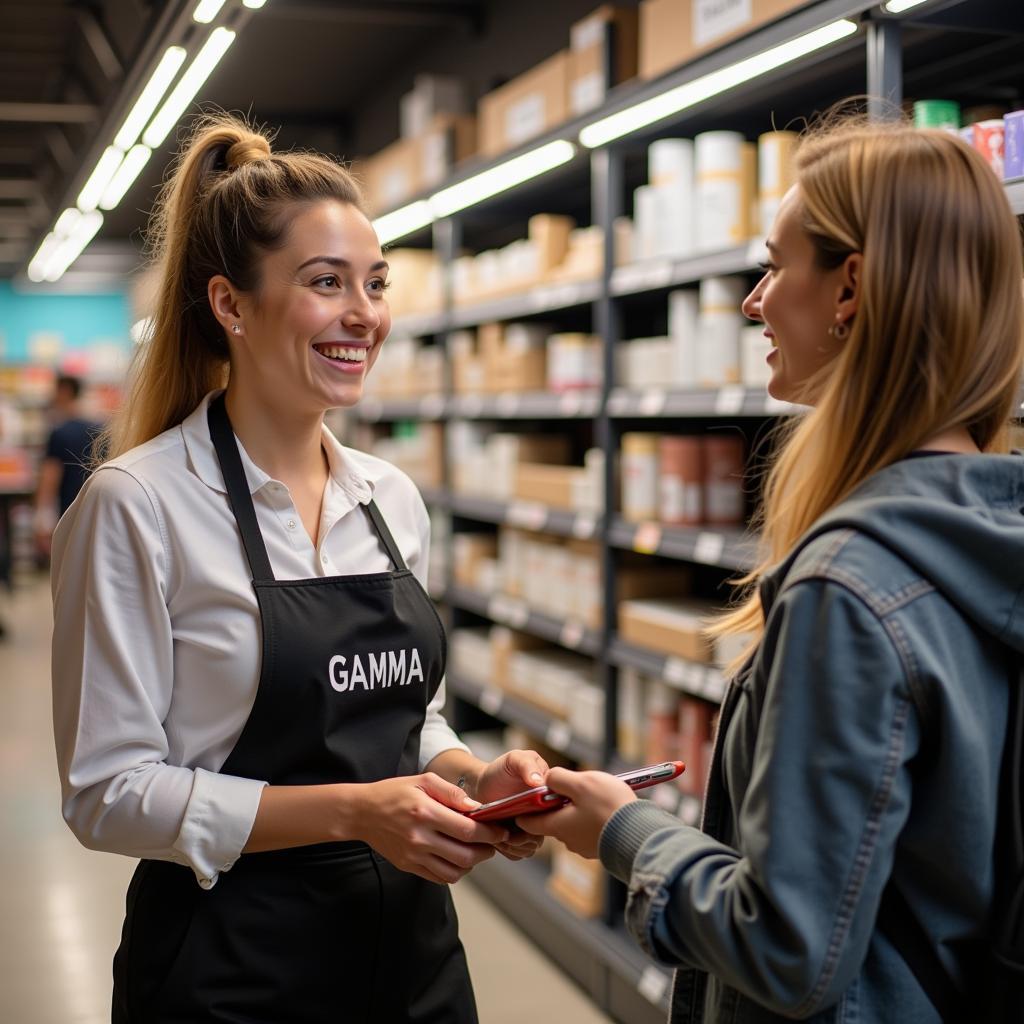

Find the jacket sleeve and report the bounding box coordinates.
[599,579,920,1018]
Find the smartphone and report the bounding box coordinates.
[465,760,686,822]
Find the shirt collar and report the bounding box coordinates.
[181,390,380,502]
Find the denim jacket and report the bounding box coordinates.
[600,454,1024,1022]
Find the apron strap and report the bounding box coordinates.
[207,394,276,583]
[364,500,409,572]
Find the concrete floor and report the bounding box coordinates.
[0,577,612,1023]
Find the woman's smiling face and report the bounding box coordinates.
[228,199,391,413]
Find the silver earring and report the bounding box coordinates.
[828,320,850,341]
[231,323,242,335]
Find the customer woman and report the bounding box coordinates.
[521,116,1024,1022]
[51,115,545,1024]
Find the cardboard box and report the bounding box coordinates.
[529,213,574,273]
[491,627,547,691]
[569,4,639,115]
[383,248,442,319]
[453,533,498,589]
[479,50,570,157]
[359,136,423,214]
[639,0,810,81]
[619,598,716,662]
[548,841,605,918]
[400,74,468,139]
[514,463,586,509]
[421,113,477,188]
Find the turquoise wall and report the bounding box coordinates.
[0,282,132,364]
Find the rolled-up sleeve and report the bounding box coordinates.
[51,467,266,888]
[600,580,919,1018]
[405,491,470,769]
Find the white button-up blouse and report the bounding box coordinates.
[51,391,468,888]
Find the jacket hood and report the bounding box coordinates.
[770,453,1024,656]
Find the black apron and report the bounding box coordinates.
[111,394,477,1024]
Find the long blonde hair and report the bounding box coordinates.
[711,116,1024,665]
[100,113,364,460]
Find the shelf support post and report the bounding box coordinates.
[866,17,902,120]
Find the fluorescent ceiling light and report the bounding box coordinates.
[54,208,82,238]
[27,233,61,282]
[142,27,236,149]
[242,0,268,7]
[99,145,153,210]
[430,140,577,217]
[44,211,104,282]
[373,200,434,246]
[192,0,226,22]
[114,46,187,151]
[579,19,858,148]
[77,146,125,212]
[882,0,936,11]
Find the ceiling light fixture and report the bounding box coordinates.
[27,233,62,283]
[142,27,237,148]
[43,211,105,282]
[882,0,937,12]
[192,0,227,23]
[578,19,858,148]
[99,145,153,211]
[430,139,577,217]
[114,46,187,151]
[373,200,434,246]
[76,146,126,212]
[242,0,268,7]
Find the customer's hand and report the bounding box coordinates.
[516,767,636,859]
[351,773,507,885]
[476,749,550,862]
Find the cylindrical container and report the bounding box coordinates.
[741,323,773,389]
[973,119,1006,176]
[633,185,659,261]
[702,435,746,526]
[659,436,703,526]
[649,139,695,256]
[649,138,694,184]
[757,131,799,234]
[1005,111,1024,181]
[913,100,960,131]
[695,131,748,251]
[696,277,746,388]
[548,333,587,391]
[621,433,659,522]
[669,289,699,387]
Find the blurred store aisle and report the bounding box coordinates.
[0,578,612,1024]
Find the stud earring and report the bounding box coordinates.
[231,323,242,335]
[828,319,850,341]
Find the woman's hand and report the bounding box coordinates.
[516,767,637,859]
[476,749,550,862]
[348,773,508,885]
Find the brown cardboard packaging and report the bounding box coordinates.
[421,113,477,188]
[568,5,639,115]
[619,598,716,663]
[491,626,548,691]
[639,0,810,82]
[453,533,498,589]
[479,51,571,157]
[489,349,549,393]
[548,840,605,918]
[514,463,585,509]
[529,213,574,273]
[359,137,423,214]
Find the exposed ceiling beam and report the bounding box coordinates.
[0,102,98,123]
[0,146,35,164]
[45,126,76,175]
[78,9,124,83]
[262,0,483,32]
[0,180,42,200]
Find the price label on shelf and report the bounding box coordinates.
[639,389,667,416]
[479,688,504,717]
[637,966,670,1005]
[460,395,485,418]
[507,501,549,532]
[694,531,725,564]
[633,522,663,555]
[572,514,597,540]
[663,658,688,687]
[714,385,745,415]
[545,720,572,752]
[419,394,446,419]
[490,594,527,627]
[496,393,520,417]
[559,620,586,650]
[606,390,631,416]
[702,670,727,703]
[559,391,584,417]
[643,260,674,289]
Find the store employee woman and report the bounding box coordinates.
[51,115,545,1023]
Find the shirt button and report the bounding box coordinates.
[287,519,297,530]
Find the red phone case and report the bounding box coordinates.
[465,761,685,822]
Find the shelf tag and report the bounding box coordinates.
[645,260,674,289]
[572,514,597,540]
[633,522,662,555]
[496,393,520,417]
[663,658,688,686]
[506,599,530,629]
[460,395,485,418]
[507,501,549,532]
[479,688,504,717]
[702,669,726,703]
[545,720,572,752]
[559,620,585,650]
[419,394,446,418]
[559,390,584,416]
[714,385,745,415]
[639,389,667,416]
[637,966,670,1005]
[694,531,725,564]
[606,390,630,416]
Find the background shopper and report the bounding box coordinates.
[51,116,544,1024]
[521,116,1024,1023]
